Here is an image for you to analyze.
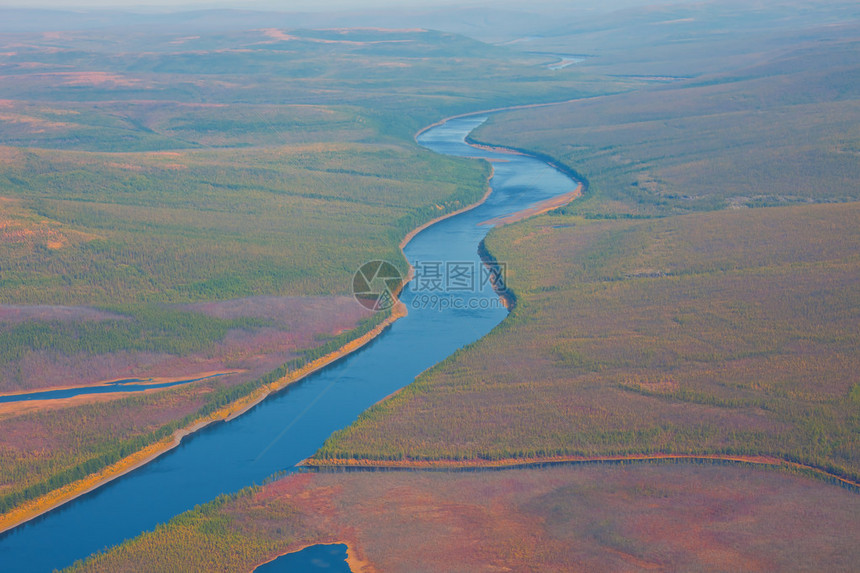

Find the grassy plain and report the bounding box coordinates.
[0,296,369,392]
[521,0,860,78]
[65,463,860,572]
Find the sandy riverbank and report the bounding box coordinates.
[479,184,582,227]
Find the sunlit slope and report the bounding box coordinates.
[0,140,487,304]
[470,39,860,216]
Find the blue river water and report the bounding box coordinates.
[0,116,577,572]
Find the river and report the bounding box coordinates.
[0,115,578,572]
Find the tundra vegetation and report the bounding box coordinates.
[0,25,603,519]
[317,204,860,482]
[5,1,860,570]
[315,6,860,483]
[67,465,860,572]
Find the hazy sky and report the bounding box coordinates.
[0,0,700,26]
[0,0,658,11]
[0,0,462,9]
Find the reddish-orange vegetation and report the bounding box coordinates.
[69,464,860,572]
[0,112,72,131]
[50,72,144,88]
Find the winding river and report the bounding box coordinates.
[0,115,578,572]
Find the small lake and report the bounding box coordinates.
[0,374,226,404]
[254,543,351,572]
[0,115,578,572]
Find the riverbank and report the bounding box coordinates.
[478,185,582,227]
[398,170,495,254]
[69,461,860,572]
